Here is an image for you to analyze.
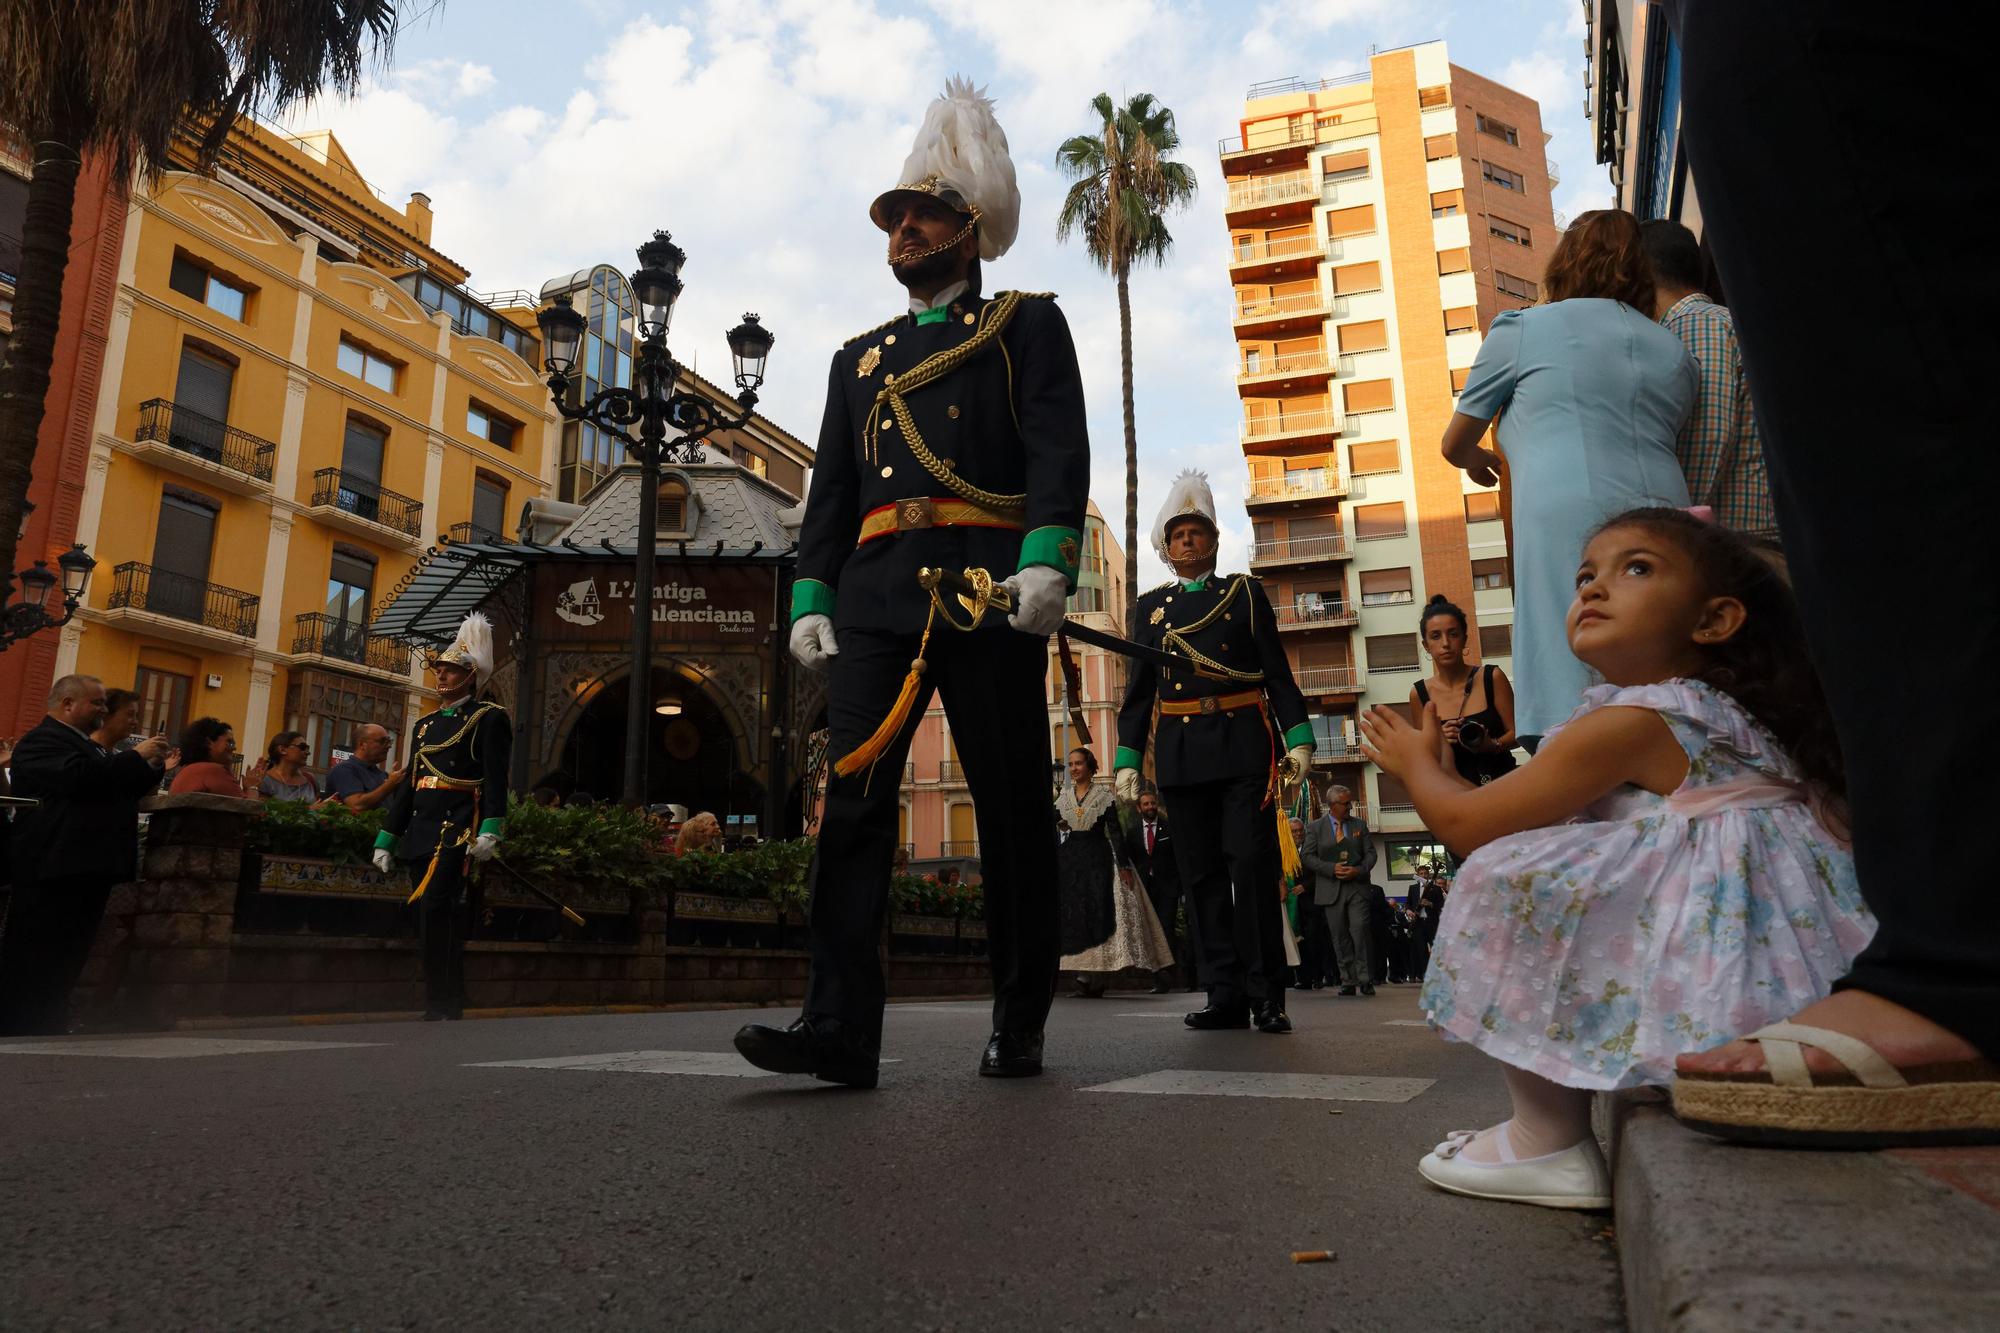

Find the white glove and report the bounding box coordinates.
[1115,767,1140,803]
[1004,565,1069,637]
[371,848,396,875]
[1284,744,1314,785]
[470,833,500,863]
[789,614,839,671]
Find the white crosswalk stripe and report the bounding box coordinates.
[1082,1069,1434,1102]
[0,1037,380,1059]
[467,1050,902,1077]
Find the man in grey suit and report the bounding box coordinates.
[1299,782,1377,996]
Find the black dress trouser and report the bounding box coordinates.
[404,859,468,1011]
[0,875,113,1035]
[806,624,1058,1049]
[1160,775,1286,1011]
[1677,3,2000,1059]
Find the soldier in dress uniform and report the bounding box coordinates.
[735,77,1088,1088]
[1115,472,1315,1034]
[372,612,511,1021]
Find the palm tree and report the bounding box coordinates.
[1055,93,1196,632]
[0,1,404,587]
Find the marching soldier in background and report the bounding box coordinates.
[735,77,1089,1088]
[373,612,511,1022]
[1115,472,1315,1035]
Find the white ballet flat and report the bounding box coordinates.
[1417,1131,1612,1211]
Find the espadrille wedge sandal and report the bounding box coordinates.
[1672,1022,2000,1148]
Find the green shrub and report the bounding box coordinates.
[246,800,384,864]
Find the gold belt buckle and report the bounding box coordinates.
[1200,695,1219,715]
[895,497,935,531]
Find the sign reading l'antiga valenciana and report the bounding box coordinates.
[532,561,773,642]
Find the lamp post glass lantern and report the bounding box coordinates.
[0,543,96,653]
[536,230,776,807]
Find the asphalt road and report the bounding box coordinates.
[0,985,1624,1331]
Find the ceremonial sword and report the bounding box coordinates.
[480,855,588,927]
[917,566,1233,681]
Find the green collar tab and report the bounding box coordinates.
[914,306,949,326]
[1178,577,1208,592]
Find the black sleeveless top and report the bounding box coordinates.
[1415,664,1516,786]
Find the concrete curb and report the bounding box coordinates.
[169,993,995,1031]
[1608,1091,2000,1331]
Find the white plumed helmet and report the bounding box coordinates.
[1153,470,1220,564]
[869,76,1021,262]
[436,611,495,687]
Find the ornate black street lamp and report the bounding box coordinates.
[537,231,776,807]
[0,543,96,653]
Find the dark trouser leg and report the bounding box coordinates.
[938,628,1059,1037]
[804,628,935,1050]
[1678,3,2000,1057]
[1186,774,1288,1009]
[1304,901,1335,984]
[0,876,110,1035]
[1325,892,1371,987]
[1162,781,1243,1008]
[416,863,465,1011]
[1179,883,1208,988]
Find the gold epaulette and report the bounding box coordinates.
[1003,290,1058,300]
[1149,580,1178,595]
[845,314,903,347]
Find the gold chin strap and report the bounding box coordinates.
[887,205,982,267]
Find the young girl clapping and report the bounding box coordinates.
[1360,508,1873,1209]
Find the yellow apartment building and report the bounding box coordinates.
[56,118,558,767]
[1221,41,1557,871]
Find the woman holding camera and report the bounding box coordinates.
[1409,595,1518,788]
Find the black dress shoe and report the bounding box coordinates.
[734,1016,880,1089]
[1360,984,1377,996]
[1183,1004,1251,1030]
[1337,986,1358,996]
[980,1030,1044,1077]
[1253,1004,1293,1034]
[1150,978,1172,994]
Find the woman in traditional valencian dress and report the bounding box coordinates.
[1057,747,1173,997]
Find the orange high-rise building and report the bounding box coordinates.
[1221,41,1556,869]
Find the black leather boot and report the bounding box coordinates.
[733,1016,880,1089]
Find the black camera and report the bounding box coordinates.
[1455,718,1489,751]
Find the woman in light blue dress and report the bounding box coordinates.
[1443,210,1697,744]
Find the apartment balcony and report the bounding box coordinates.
[1248,534,1353,569]
[1240,407,1341,454]
[1224,169,1318,225]
[1293,666,1367,697]
[1545,157,1561,186]
[1237,347,1334,396]
[1232,288,1331,338]
[1218,122,1316,174]
[939,759,968,784]
[102,561,259,649]
[289,612,412,681]
[1313,743,1369,764]
[124,398,276,497]
[443,521,506,545]
[940,840,980,858]
[1227,232,1325,283]
[307,468,424,547]
[1273,601,1360,632]
[1245,466,1352,508]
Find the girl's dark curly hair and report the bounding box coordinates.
[1068,746,1100,777]
[1418,593,1468,642]
[178,716,234,765]
[1590,508,1845,803]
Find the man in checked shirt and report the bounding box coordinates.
[1641,219,1780,541]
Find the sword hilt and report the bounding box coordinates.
[919,566,1014,613]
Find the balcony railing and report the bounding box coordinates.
[291,612,412,675]
[1545,157,1561,185]
[941,840,980,858]
[444,521,506,545]
[134,398,277,483]
[1250,534,1351,564]
[1226,170,1317,211]
[1243,409,1338,441]
[939,760,968,783]
[1218,121,1316,156]
[1272,601,1359,630]
[108,561,259,637]
[1245,467,1346,504]
[1239,348,1330,379]
[1229,234,1324,266]
[310,468,423,538]
[1234,290,1328,322]
[1293,666,1366,694]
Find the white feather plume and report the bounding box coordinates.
[1153,469,1220,563]
[897,76,1020,260]
[444,610,495,686]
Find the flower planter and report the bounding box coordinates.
[259,853,397,899]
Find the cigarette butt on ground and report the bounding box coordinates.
[1291,1250,1336,1264]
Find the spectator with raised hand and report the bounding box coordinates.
[168,717,263,798]
[325,723,405,813]
[257,731,321,804]
[0,674,171,1035]
[1441,209,1695,752]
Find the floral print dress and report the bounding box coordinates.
[1420,679,1875,1090]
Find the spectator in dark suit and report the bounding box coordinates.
[1123,789,1198,992]
[0,674,171,1035]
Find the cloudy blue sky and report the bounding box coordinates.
[285,0,1605,586]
